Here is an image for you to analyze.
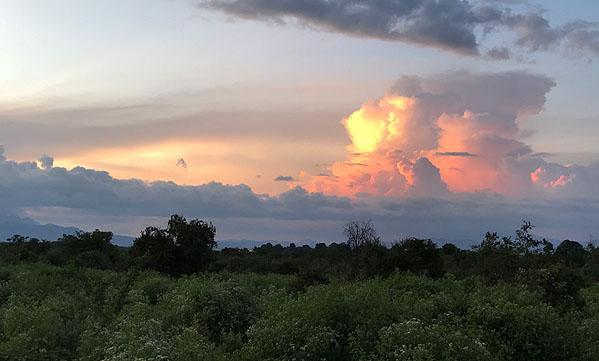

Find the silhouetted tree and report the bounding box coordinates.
[130,227,178,275]
[555,240,586,267]
[388,238,443,278]
[343,220,380,251]
[130,215,217,276]
[55,230,123,269]
[441,243,459,255]
[473,231,520,282]
[1,235,48,263]
[167,215,217,274]
[514,220,552,255]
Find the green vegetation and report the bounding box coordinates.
[1,216,599,360]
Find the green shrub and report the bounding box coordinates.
[377,319,494,361]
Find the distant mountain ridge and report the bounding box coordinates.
[0,215,134,247]
[0,215,495,250]
[0,216,320,249]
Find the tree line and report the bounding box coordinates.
[1,215,598,307]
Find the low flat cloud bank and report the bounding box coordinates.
[1,148,598,244]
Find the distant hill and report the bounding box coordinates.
[0,215,134,247]
[0,216,316,249]
[0,215,493,250]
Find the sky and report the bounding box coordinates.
[1,0,598,244]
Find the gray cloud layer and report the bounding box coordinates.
[198,0,599,58]
[1,150,598,242]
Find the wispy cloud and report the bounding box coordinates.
[176,158,188,169]
[436,151,478,157]
[274,175,294,182]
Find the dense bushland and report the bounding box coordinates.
[0,265,598,360]
[2,216,599,360]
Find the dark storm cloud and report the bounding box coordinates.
[199,0,493,55]
[198,0,599,58]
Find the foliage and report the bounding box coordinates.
[0,265,593,360]
[1,218,599,360]
[129,215,217,276]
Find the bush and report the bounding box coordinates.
[377,319,493,361]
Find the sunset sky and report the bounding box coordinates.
[1,0,599,243]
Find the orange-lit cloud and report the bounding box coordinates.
[52,137,343,195]
[530,166,576,189]
[304,71,558,197]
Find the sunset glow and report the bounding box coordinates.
[344,96,413,153]
[1,0,598,242]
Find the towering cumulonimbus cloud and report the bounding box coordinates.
[198,0,599,58]
[304,70,599,198]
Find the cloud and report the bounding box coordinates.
[0,152,350,221]
[176,158,188,169]
[38,155,54,169]
[274,175,294,182]
[1,150,598,242]
[0,106,347,159]
[305,70,562,197]
[404,157,449,197]
[486,46,511,60]
[530,162,599,197]
[0,145,5,161]
[501,14,599,56]
[436,152,478,157]
[199,0,484,54]
[198,0,599,58]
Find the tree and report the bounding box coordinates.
[130,215,217,276]
[473,231,520,282]
[555,240,586,267]
[130,226,179,275]
[1,235,48,264]
[388,238,443,278]
[515,220,552,255]
[343,220,381,251]
[57,230,123,269]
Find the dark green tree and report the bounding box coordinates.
[130,215,217,276]
[555,240,586,267]
[49,230,123,269]
[388,238,443,278]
